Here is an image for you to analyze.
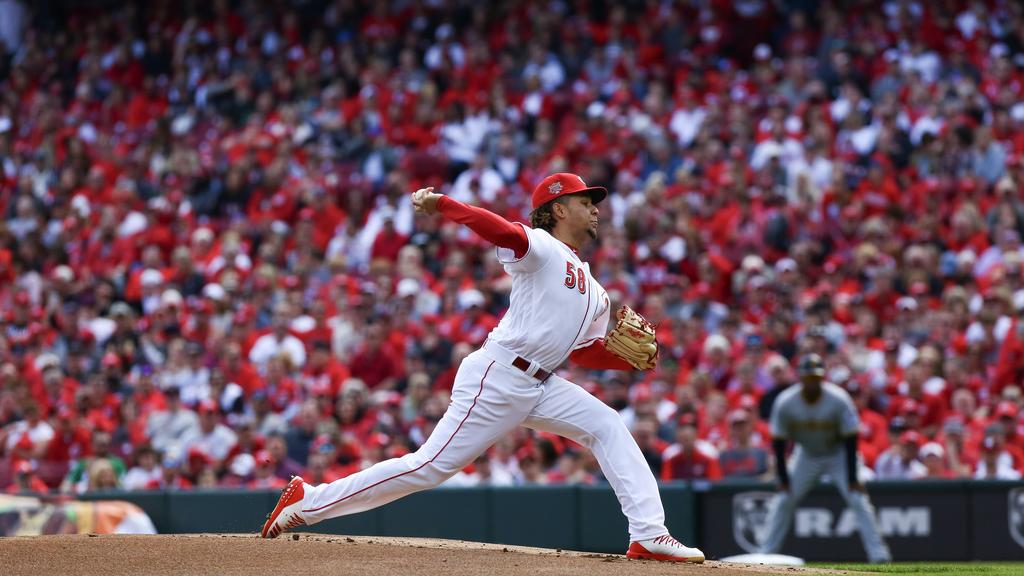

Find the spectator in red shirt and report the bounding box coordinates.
[887,360,947,437]
[994,402,1024,453]
[948,388,987,443]
[3,401,55,459]
[445,289,499,346]
[698,391,731,451]
[248,450,288,489]
[662,414,722,481]
[349,321,402,390]
[370,211,409,263]
[937,417,977,478]
[303,188,346,250]
[130,366,167,417]
[45,408,93,464]
[220,342,262,397]
[291,301,335,348]
[726,358,764,409]
[6,461,50,494]
[37,361,79,419]
[334,393,376,440]
[300,340,350,398]
[982,422,1024,472]
[843,376,889,467]
[257,356,300,414]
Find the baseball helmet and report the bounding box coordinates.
[531,173,607,210]
[797,353,826,378]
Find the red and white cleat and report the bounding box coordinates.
[626,534,705,563]
[260,476,307,539]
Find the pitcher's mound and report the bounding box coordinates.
[1,533,852,576]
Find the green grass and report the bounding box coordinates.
[810,562,1024,575]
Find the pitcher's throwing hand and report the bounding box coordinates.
[411,186,441,215]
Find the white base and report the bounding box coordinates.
[719,553,805,566]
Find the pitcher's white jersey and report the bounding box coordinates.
[487,224,611,370]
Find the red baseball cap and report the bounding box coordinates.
[727,409,750,424]
[368,432,391,448]
[899,399,920,415]
[996,401,1019,419]
[899,430,923,446]
[677,412,698,427]
[310,380,332,397]
[255,449,275,466]
[101,352,122,368]
[631,383,653,403]
[738,394,758,410]
[531,173,607,211]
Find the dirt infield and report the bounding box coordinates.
[1,533,853,576]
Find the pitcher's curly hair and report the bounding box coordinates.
[529,197,565,232]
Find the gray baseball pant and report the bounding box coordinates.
[760,448,891,562]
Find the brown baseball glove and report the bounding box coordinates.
[605,305,658,370]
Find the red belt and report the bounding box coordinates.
[512,356,552,382]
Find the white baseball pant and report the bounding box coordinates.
[299,343,668,541]
[760,447,891,562]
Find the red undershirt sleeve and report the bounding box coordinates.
[436,196,528,258]
[569,339,635,371]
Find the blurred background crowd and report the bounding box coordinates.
[2,0,1024,495]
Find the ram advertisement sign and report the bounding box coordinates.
[701,484,971,561]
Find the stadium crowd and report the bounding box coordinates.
[3,0,1024,495]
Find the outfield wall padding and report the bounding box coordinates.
[78,480,1024,560]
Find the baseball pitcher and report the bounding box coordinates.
[760,353,891,563]
[261,173,704,562]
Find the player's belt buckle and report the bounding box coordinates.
[511,356,552,383]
